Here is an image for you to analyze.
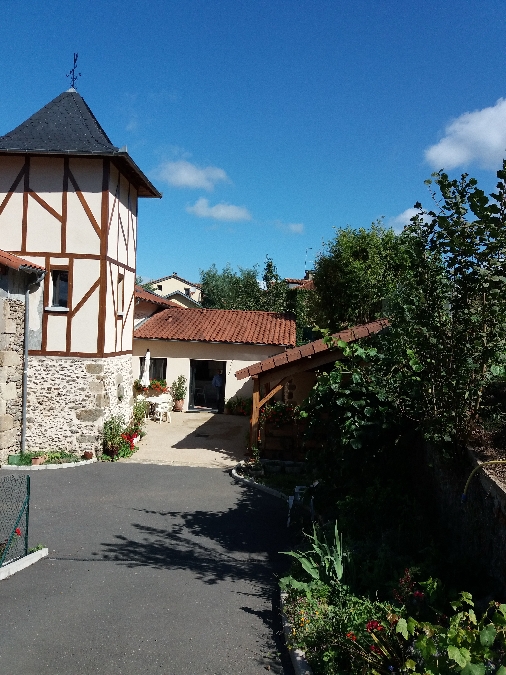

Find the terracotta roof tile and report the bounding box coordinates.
[135,286,179,308]
[0,250,45,273]
[134,306,296,346]
[235,319,389,380]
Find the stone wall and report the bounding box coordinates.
[26,354,133,455]
[0,298,24,463]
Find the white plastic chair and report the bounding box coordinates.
[153,402,171,423]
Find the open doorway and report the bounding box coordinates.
[189,360,226,411]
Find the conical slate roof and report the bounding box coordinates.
[0,89,118,154]
[0,89,161,197]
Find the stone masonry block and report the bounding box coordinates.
[76,409,103,422]
[0,428,17,450]
[4,320,16,334]
[0,351,21,367]
[115,373,123,384]
[86,364,104,374]
[77,434,98,444]
[89,381,105,394]
[0,414,14,431]
[96,393,110,408]
[0,382,17,401]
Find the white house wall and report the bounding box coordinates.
[133,339,286,410]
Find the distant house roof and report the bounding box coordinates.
[235,319,389,380]
[134,307,296,346]
[134,285,179,308]
[0,89,161,198]
[151,273,201,288]
[0,250,45,273]
[164,290,202,307]
[284,277,315,290]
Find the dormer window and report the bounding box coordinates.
[184,287,191,297]
[51,270,69,308]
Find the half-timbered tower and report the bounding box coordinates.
[0,89,161,454]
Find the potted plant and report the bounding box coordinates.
[170,375,187,412]
[31,453,46,465]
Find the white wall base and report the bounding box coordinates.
[0,547,48,580]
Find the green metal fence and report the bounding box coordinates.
[0,474,30,566]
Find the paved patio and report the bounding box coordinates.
[122,412,250,467]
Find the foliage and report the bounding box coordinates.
[260,401,300,427]
[102,414,139,461]
[135,275,157,292]
[311,221,409,331]
[281,522,345,591]
[132,399,149,432]
[15,450,82,465]
[343,593,506,675]
[133,378,167,393]
[224,395,252,416]
[170,375,187,401]
[200,263,264,310]
[149,378,167,393]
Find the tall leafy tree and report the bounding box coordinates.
[311,221,409,331]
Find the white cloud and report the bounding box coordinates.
[276,221,305,235]
[425,98,506,170]
[186,198,252,222]
[389,208,419,233]
[159,160,230,191]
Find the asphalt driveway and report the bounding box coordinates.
[0,464,294,675]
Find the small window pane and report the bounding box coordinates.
[52,270,68,307]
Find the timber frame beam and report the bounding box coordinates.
[248,347,346,450]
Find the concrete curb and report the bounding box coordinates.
[2,458,97,471]
[0,548,48,580]
[280,591,313,675]
[230,463,287,501]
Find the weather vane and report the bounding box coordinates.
[66,53,81,89]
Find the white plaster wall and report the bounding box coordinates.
[69,158,102,224]
[72,258,100,307]
[156,278,201,301]
[0,157,25,252]
[29,157,63,213]
[71,287,99,353]
[0,189,23,251]
[65,189,101,254]
[107,164,120,260]
[133,339,286,410]
[46,313,67,351]
[26,197,61,252]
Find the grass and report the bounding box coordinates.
[15,450,85,465]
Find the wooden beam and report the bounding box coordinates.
[249,376,260,450]
[258,377,289,408]
[258,348,344,388]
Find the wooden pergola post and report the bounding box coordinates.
[249,376,260,450]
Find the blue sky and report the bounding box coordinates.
[1,0,506,283]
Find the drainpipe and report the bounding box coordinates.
[19,267,46,454]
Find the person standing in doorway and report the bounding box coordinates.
[212,369,225,413]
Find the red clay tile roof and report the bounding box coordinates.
[0,250,45,272]
[284,277,315,290]
[134,307,296,346]
[135,285,179,308]
[235,319,389,380]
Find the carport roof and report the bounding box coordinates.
[134,306,296,346]
[235,318,389,380]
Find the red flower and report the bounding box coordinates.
[413,590,425,600]
[346,632,357,641]
[366,620,383,632]
[370,644,382,654]
[15,528,21,536]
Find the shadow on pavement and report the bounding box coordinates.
[94,482,292,587]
